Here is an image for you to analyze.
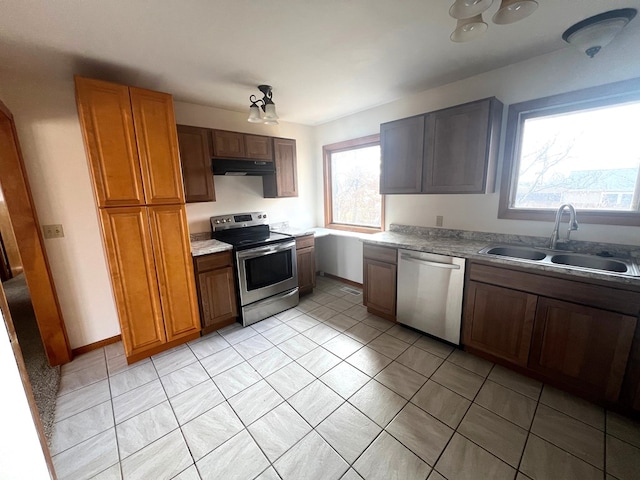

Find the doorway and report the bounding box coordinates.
[0,99,72,447]
[0,99,71,366]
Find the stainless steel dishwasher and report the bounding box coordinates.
[397,249,466,345]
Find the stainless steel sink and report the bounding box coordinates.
[550,253,634,274]
[483,246,547,261]
[478,244,640,277]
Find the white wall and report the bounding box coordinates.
[0,76,120,349]
[173,102,316,233]
[314,28,640,282]
[1,310,51,479]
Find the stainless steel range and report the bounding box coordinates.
[211,212,298,326]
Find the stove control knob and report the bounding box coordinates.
[214,220,220,224]
[227,218,232,222]
[258,214,262,219]
[263,214,267,219]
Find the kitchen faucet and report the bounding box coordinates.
[550,204,578,250]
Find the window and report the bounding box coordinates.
[499,77,640,226]
[323,135,384,233]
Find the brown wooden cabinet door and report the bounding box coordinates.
[380,115,424,194]
[463,281,537,366]
[363,258,396,320]
[177,125,215,203]
[212,130,245,158]
[264,138,298,198]
[530,297,637,402]
[424,98,500,194]
[197,266,238,329]
[245,134,273,161]
[130,87,185,204]
[148,205,201,342]
[75,77,145,207]
[296,245,316,296]
[99,207,166,358]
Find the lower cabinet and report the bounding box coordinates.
[296,234,315,296]
[100,205,201,363]
[194,251,238,334]
[463,261,640,406]
[529,297,636,402]
[463,281,536,367]
[363,244,397,322]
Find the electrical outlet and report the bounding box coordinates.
[436,215,444,227]
[42,224,64,239]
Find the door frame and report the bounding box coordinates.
[0,99,71,366]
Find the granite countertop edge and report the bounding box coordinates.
[363,231,640,288]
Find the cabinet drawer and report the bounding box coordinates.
[296,234,315,250]
[195,250,233,272]
[363,244,397,264]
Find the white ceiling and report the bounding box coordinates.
[1,0,639,125]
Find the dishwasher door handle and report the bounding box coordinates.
[400,253,461,270]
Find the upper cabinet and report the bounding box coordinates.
[245,134,274,161]
[130,88,185,204]
[380,97,503,195]
[264,138,298,198]
[176,126,298,202]
[177,125,216,203]
[212,130,273,161]
[75,77,185,206]
[380,115,425,194]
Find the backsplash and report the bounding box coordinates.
[389,224,640,260]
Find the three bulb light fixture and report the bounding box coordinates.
[247,85,279,125]
[449,0,538,42]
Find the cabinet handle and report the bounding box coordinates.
[400,253,460,270]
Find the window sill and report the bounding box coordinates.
[325,223,384,235]
[498,207,640,227]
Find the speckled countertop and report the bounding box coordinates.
[364,226,640,288]
[190,238,233,256]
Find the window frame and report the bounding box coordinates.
[498,77,640,226]
[323,134,385,234]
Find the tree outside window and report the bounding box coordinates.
[323,135,384,233]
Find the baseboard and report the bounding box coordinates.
[72,335,121,356]
[321,272,363,289]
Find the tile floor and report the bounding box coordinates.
[50,275,640,480]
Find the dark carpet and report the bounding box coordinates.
[3,273,60,443]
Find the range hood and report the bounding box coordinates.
[212,159,275,176]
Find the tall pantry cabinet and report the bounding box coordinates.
[75,76,201,363]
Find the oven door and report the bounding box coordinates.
[236,240,298,306]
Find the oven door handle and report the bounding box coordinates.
[237,241,295,259]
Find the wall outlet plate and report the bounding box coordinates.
[42,224,64,239]
[436,215,444,227]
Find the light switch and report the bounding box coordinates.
[42,224,64,239]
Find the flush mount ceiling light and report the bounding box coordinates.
[247,85,279,125]
[448,0,537,42]
[562,8,637,58]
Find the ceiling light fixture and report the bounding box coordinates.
[562,8,637,58]
[492,0,538,25]
[449,0,493,20]
[247,85,279,125]
[451,14,489,42]
[448,0,537,42]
